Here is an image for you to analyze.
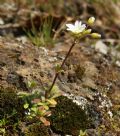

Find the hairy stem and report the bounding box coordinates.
[45,39,77,98]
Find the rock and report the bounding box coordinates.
[16,36,28,44]
[115,60,120,67]
[83,61,98,77]
[0,37,53,91]
[7,71,28,91]
[0,18,4,25]
[63,93,88,109]
[95,40,108,55]
[82,77,96,90]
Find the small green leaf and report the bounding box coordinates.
[27,81,37,88]
[46,99,57,106]
[55,64,61,73]
[31,107,37,112]
[17,92,30,97]
[50,85,61,98]
[24,103,29,109]
[40,117,50,126]
[43,105,49,110]
[0,128,5,134]
[37,102,45,106]
[79,130,87,136]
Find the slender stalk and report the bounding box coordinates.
[45,39,77,98]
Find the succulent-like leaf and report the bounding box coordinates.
[24,103,29,109]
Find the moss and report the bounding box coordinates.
[25,123,50,136]
[0,86,25,128]
[4,130,18,136]
[50,96,90,136]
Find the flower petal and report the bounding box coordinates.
[81,24,86,28]
[78,24,86,32]
[78,21,82,27]
[66,24,74,29]
[75,20,79,27]
[66,27,75,31]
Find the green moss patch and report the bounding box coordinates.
[0,86,25,134]
[25,123,50,136]
[50,96,91,136]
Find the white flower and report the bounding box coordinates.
[66,20,86,34]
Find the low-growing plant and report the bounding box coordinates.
[0,118,7,135]
[21,17,101,128]
[79,130,87,136]
[26,17,54,47]
[18,84,61,126]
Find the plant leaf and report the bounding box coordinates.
[40,117,50,126]
[24,103,29,109]
[31,107,37,112]
[46,99,57,106]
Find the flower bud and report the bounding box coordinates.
[83,29,92,35]
[88,17,95,25]
[91,33,101,38]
